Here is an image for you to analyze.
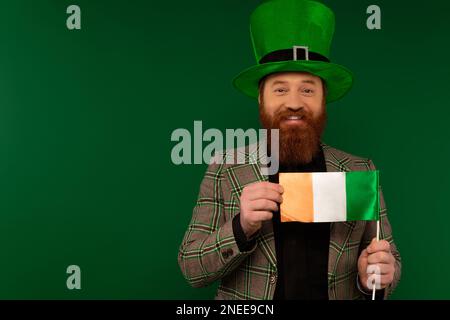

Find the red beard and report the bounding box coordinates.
[259,103,327,167]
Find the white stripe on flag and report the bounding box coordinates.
[312,172,347,222]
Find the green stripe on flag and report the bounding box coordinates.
[345,171,379,221]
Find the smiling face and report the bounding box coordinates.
[258,71,328,167]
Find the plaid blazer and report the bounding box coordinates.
[178,143,401,300]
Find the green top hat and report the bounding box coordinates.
[232,0,353,103]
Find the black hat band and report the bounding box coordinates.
[259,46,330,64]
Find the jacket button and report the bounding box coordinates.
[269,274,277,285]
[227,248,234,256]
[222,250,229,259]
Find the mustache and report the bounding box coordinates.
[272,109,314,127]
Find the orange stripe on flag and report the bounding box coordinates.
[279,173,314,222]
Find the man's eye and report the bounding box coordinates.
[274,88,287,93]
[302,88,314,95]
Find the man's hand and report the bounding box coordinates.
[358,238,396,291]
[239,181,283,239]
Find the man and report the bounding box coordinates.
[178,0,401,300]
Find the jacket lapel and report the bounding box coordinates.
[322,143,358,292]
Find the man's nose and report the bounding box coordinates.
[285,94,306,111]
[286,104,303,112]
[285,94,306,112]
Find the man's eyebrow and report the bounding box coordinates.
[301,79,317,85]
[270,80,288,86]
[270,79,317,86]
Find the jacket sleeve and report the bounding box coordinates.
[359,159,402,299]
[178,162,257,288]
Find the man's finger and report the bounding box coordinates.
[246,181,283,194]
[247,189,283,203]
[250,211,273,222]
[380,274,395,286]
[250,199,279,212]
[366,263,394,275]
[367,251,394,265]
[367,239,391,254]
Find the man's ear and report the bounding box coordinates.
[258,93,261,105]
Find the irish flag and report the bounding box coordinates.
[279,171,379,223]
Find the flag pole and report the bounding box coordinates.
[372,174,381,301]
[372,219,380,300]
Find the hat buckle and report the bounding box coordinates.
[293,45,309,61]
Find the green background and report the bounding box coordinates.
[0,0,448,299]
